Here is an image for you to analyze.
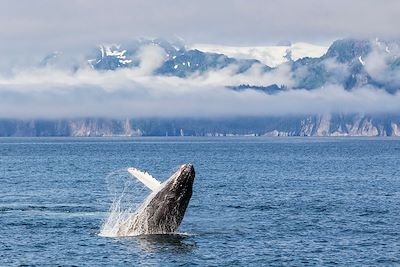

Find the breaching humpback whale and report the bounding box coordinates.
[116,164,195,236]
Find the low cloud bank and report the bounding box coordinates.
[0,62,399,118]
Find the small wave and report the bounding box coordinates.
[0,204,101,213]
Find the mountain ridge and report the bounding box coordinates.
[38,37,400,93]
[2,38,400,136]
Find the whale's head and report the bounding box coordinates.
[168,164,195,199]
[144,163,195,231]
[132,164,195,234]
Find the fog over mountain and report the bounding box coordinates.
[1,0,400,136]
[1,38,400,118]
[0,38,400,136]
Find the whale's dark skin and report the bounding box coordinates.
[119,164,195,235]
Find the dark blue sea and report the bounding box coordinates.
[1,137,400,266]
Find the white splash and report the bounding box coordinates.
[99,168,153,237]
[100,187,161,237]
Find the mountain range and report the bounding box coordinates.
[2,38,400,137]
[40,38,400,93]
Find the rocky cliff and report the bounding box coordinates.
[1,114,399,137]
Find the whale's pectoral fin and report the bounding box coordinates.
[127,167,162,191]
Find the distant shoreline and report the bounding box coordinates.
[1,117,399,137]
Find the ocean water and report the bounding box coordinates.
[1,137,400,266]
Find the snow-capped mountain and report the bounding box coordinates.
[86,39,264,77]
[83,39,328,74]
[2,37,400,137]
[90,44,135,70]
[288,38,400,93]
[37,37,400,94]
[189,42,328,67]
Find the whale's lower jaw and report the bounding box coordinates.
[117,164,195,236]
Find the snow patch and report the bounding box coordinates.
[189,42,328,67]
[358,56,365,65]
[98,45,132,65]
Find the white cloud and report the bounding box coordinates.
[364,42,400,90]
[135,45,167,75]
[0,64,399,118]
[1,0,400,58]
